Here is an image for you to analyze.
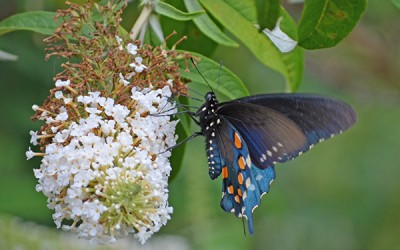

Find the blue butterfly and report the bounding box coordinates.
[193,92,356,234]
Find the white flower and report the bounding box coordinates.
[119,73,130,86]
[28,87,177,244]
[54,129,70,143]
[55,91,64,99]
[55,111,69,121]
[26,147,35,160]
[55,79,71,87]
[29,131,38,145]
[63,97,72,104]
[130,57,147,73]
[167,79,173,86]
[126,43,138,55]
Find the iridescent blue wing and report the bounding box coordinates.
[210,117,275,234]
[218,94,357,168]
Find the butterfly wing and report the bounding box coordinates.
[211,117,275,234]
[218,94,357,168]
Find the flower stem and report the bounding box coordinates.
[130,5,153,41]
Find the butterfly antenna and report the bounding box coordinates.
[188,87,205,99]
[160,132,201,154]
[190,58,214,93]
[181,92,203,102]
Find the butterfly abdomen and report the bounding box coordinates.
[197,92,224,179]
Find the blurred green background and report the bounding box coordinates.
[0,1,399,249]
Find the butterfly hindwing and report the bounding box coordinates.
[214,117,276,234]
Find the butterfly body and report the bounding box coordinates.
[195,92,356,234]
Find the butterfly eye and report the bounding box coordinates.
[205,92,214,100]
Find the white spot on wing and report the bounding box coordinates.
[246,155,251,166]
[245,178,251,188]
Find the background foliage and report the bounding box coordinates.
[0,0,399,249]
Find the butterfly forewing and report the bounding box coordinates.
[230,94,357,145]
[219,102,309,168]
[218,94,357,167]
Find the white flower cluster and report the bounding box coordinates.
[28,85,178,244]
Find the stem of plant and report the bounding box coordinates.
[130,4,153,41]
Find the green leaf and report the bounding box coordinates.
[298,0,368,49]
[183,0,239,47]
[199,0,303,91]
[178,51,249,99]
[155,1,205,21]
[226,0,298,40]
[160,0,219,56]
[392,0,400,9]
[256,0,281,31]
[0,11,57,36]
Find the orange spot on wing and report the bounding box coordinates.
[235,195,240,203]
[238,172,244,185]
[234,132,242,149]
[237,188,242,197]
[222,166,228,179]
[238,156,246,170]
[228,185,234,194]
